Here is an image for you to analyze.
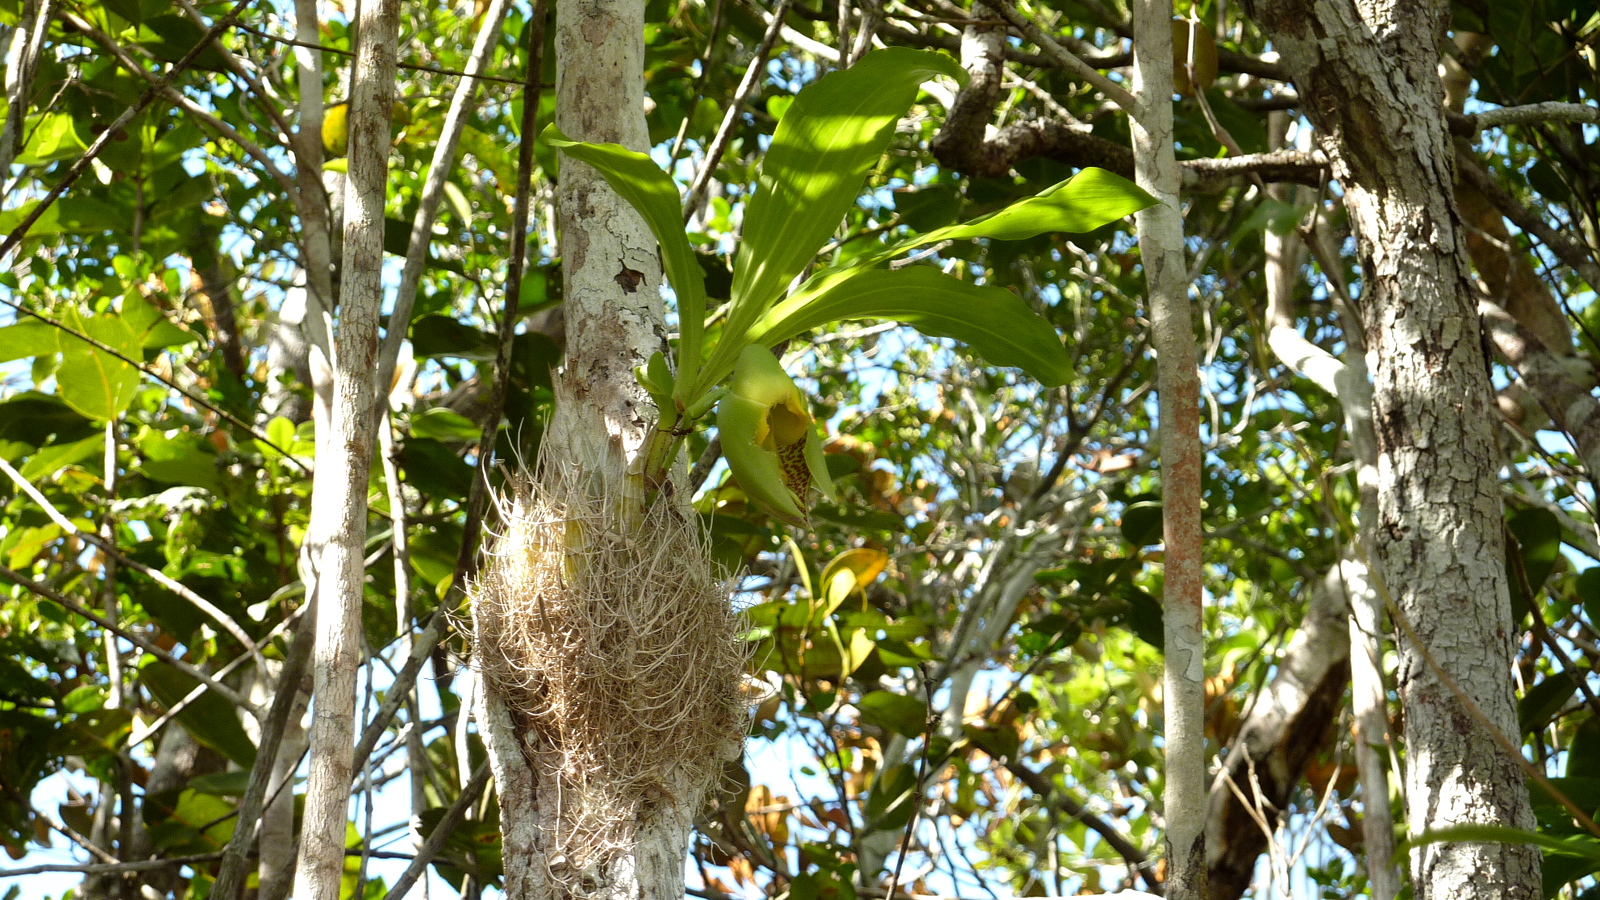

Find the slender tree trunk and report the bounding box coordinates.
[476,0,689,898]
[1243,1,1540,896]
[1129,1,1206,896]
[291,0,398,893]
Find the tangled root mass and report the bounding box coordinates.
[469,461,747,877]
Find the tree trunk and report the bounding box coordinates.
[291,0,398,893]
[1242,1,1540,896]
[475,1,700,898]
[1128,2,1207,897]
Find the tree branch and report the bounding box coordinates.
[0,562,264,719]
[0,0,260,261]
[982,0,1140,115]
[1448,101,1600,137]
[210,608,316,900]
[1459,159,1600,293]
[0,455,267,673]
[377,760,491,900]
[1004,762,1161,893]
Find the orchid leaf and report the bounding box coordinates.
[746,266,1072,387]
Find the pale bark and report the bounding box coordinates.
[1204,561,1352,900]
[476,0,687,898]
[1128,2,1206,896]
[1243,0,1540,896]
[375,0,513,395]
[543,0,664,487]
[292,0,398,893]
[0,0,52,176]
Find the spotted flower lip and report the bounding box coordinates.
[717,346,836,526]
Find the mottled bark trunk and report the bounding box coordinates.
[1243,1,1539,896]
[1128,2,1207,897]
[476,1,693,898]
[291,0,398,893]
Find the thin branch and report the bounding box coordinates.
[236,24,539,87]
[0,562,264,719]
[127,609,302,748]
[0,296,304,467]
[0,455,267,673]
[1459,159,1600,292]
[1005,762,1160,891]
[0,0,56,174]
[1449,101,1600,136]
[684,0,793,218]
[378,760,492,900]
[62,12,298,198]
[0,852,223,878]
[210,608,316,900]
[0,0,261,262]
[981,0,1140,116]
[377,0,513,399]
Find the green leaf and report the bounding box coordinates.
[713,48,965,387]
[0,197,123,238]
[857,691,928,738]
[927,167,1155,242]
[140,661,257,768]
[187,770,253,796]
[1571,718,1600,779]
[55,314,142,421]
[0,319,60,364]
[409,407,483,442]
[137,15,230,72]
[1511,507,1562,595]
[1520,671,1579,733]
[543,126,708,394]
[1398,823,1600,861]
[16,113,88,165]
[748,266,1071,387]
[61,684,107,714]
[410,314,494,360]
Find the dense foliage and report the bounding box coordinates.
[0,0,1597,897]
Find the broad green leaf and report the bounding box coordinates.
[0,196,123,238]
[16,113,88,165]
[543,125,708,393]
[714,48,965,389]
[1399,823,1600,861]
[409,407,483,442]
[830,622,876,677]
[1520,671,1579,733]
[55,315,141,421]
[0,319,60,363]
[748,266,1072,387]
[922,167,1154,242]
[140,661,257,768]
[188,770,253,796]
[858,691,928,738]
[1510,507,1562,594]
[846,168,1156,275]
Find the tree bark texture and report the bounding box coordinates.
[291,0,398,894]
[1242,1,1539,897]
[545,0,665,489]
[1128,2,1206,897]
[476,1,692,899]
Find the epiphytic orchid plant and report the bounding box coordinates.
[546,48,1155,523]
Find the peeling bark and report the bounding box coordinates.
[1242,0,1540,896]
